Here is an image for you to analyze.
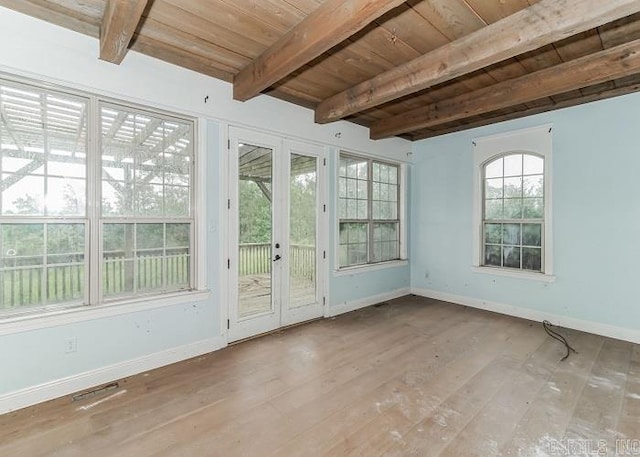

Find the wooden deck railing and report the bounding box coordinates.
[1,244,315,309]
[239,243,315,279]
[103,251,190,296]
[0,258,85,308]
[1,251,190,309]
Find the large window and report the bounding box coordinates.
[0,82,88,311]
[100,104,193,299]
[338,153,400,268]
[473,125,553,278]
[0,77,195,315]
[483,153,544,271]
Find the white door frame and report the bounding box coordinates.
[226,127,328,342]
[281,139,327,327]
[228,127,282,341]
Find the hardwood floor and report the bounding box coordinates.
[1,295,638,456]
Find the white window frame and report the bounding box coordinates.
[0,72,208,323]
[335,150,407,273]
[472,125,554,282]
[96,101,196,303]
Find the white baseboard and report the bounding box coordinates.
[0,335,227,415]
[412,287,640,345]
[326,287,411,318]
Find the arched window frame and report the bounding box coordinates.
[481,151,545,271]
[472,125,554,281]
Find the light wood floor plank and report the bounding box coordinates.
[268,314,519,457]
[152,305,486,456]
[52,299,462,457]
[1,296,638,457]
[6,299,440,456]
[499,330,605,456]
[377,320,550,457]
[437,338,566,457]
[618,346,640,440]
[317,315,531,457]
[563,338,634,450]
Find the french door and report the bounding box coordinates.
[228,127,327,342]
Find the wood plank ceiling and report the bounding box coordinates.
[3,0,640,141]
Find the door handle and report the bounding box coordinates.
[273,254,282,262]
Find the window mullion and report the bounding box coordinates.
[161,123,167,291]
[520,222,523,270]
[42,223,48,305]
[42,93,49,217]
[162,223,167,291]
[132,222,138,296]
[367,159,373,263]
[87,97,101,305]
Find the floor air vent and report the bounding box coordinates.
[72,382,120,402]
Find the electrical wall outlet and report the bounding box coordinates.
[64,337,78,354]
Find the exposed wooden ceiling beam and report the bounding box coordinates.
[411,75,640,141]
[315,0,640,124]
[100,0,150,64]
[233,0,407,102]
[370,38,640,139]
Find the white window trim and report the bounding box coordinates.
[0,289,211,336]
[334,149,408,273]
[333,259,408,276]
[194,118,208,291]
[0,72,209,323]
[472,124,555,280]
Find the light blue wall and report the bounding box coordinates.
[411,92,640,332]
[1,301,217,394]
[330,266,410,306]
[0,120,223,395]
[328,150,410,307]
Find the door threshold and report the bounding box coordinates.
[229,317,323,346]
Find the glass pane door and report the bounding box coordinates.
[289,153,317,308]
[238,143,273,318]
[228,130,326,341]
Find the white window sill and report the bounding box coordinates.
[0,289,211,336]
[471,266,556,283]
[334,259,408,277]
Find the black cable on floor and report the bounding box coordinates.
[543,320,577,361]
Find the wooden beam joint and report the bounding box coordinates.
[100,0,150,64]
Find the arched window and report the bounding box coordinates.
[482,152,544,271]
